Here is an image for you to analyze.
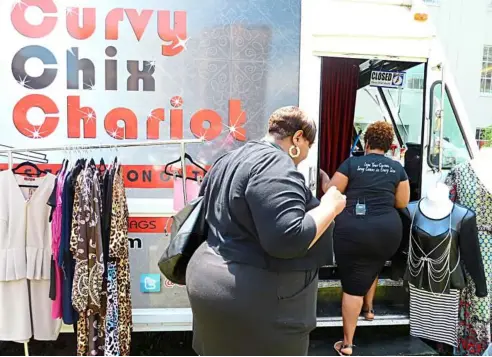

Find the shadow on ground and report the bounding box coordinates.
[0,326,445,356]
[0,332,196,356]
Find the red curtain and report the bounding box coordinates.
[318,57,360,183]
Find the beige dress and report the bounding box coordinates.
[0,170,61,342]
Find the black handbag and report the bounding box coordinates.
[158,196,208,285]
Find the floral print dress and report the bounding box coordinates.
[446,162,492,356]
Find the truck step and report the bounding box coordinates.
[316,301,409,327]
[322,260,393,269]
[318,278,403,289]
[309,326,437,356]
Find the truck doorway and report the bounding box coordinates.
[315,57,428,325]
[317,57,427,202]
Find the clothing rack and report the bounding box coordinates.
[0,138,203,356]
[1,138,203,203]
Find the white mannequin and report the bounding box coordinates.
[419,182,453,219]
[470,147,492,195]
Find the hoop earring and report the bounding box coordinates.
[289,145,300,158]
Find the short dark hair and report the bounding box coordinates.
[267,106,317,144]
[364,121,394,152]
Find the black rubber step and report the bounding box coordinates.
[309,326,438,356]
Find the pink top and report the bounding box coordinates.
[51,170,66,319]
[173,177,201,211]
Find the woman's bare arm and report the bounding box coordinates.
[395,179,410,209]
[320,169,330,193]
[325,172,349,194]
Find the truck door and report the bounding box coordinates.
[298,0,436,193]
[420,43,478,195]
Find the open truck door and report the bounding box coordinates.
[299,0,436,192]
[298,0,480,336]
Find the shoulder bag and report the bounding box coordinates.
[157,196,208,285]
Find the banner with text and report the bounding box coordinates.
[0,0,301,190]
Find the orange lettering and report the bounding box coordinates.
[11,0,57,38]
[105,8,124,40]
[229,99,246,141]
[125,9,153,41]
[67,96,96,138]
[157,11,187,56]
[66,7,96,40]
[190,109,222,141]
[13,95,59,138]
[146,108,165,139]
[105,108,138,139]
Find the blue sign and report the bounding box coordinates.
[140,274,161,293]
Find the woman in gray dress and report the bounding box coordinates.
[186,106,347,356]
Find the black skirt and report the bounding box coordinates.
[186,241,319,356]
[334,209,402,296]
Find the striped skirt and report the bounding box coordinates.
[409,284,460,347]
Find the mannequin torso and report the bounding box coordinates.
[419,182,453,220]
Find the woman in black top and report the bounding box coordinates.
[324,121,410,356]
[186,106,347,356]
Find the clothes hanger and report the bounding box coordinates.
[164,153,207,180]
[12,161,47,177]
[12,161,47,188]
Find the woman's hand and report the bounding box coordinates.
[320,169,330,193]
[306,186,346,249]
[320,186,346,216]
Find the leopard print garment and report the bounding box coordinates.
[104,261,120,355]
[109,169,129,259]
[117,258,132,356]
[107,168,132,356]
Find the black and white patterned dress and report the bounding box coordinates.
[446,162,492,356]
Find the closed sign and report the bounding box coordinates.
[370,71,406,88]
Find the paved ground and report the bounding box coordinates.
[0,332,196,356]
[0,326,442,356]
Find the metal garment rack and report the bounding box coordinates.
[0,138,203,356]
[0,138,203,202]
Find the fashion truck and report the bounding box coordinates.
[0,0,479,344]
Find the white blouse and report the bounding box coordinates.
[0,170,56,281]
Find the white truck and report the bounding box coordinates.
[0,0,478,348]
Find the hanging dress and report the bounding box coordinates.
[0,171,61,341]
[71,167,105,356]
[446,162,492,356]
[106,168,132,356]
[50,169,67,319]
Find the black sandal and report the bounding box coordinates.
[334,341,355,356]
[361,308,375,321]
